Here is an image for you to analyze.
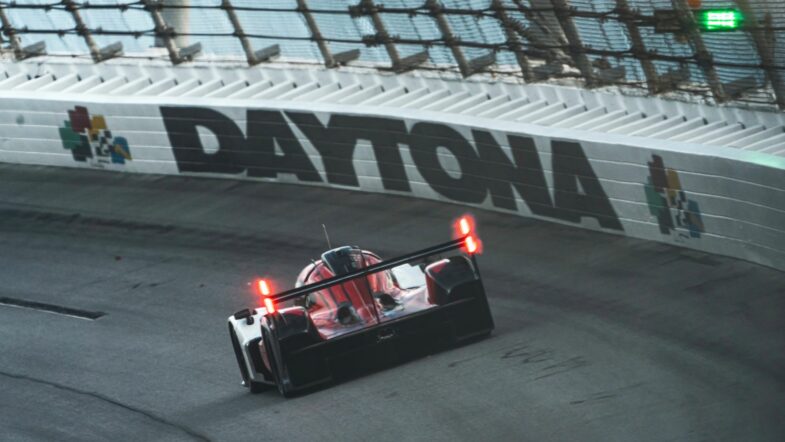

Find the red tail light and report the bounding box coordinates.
[256,279,275,314]
[459,217,471,235]
[263,297,276,314]
[453,214,475,238]
[257,279,270,296]
[454,215,481,254]
[465,235,479,254]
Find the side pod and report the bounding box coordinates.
[425,255,481,305]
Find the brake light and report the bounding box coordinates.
[454,215,481,254]
[459,217,471,235]
[257,279,270,296]
[263,297,276,314]
[465,235,479,254]
[453,214,476,238]
[256,279,276,314]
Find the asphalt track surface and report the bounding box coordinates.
[0,164,783,442]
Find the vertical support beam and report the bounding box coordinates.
[352,0,427,72]
[550,0,596,86]
[223,0,258,66]
[359,0,401,68]
[615,0,660,93]
[426,0,471,77]
[0,5,24,59]
[157,0,190,48]
[297,0,336,68]
[671,0,726,102]
[143,0,183,64]
[512,0,568,64]
[222,0,279,66]
[492,0,533,82]
[529,0,567,50]
[144,0,200,64]
[734,0,785,110]
[63,0,103,62]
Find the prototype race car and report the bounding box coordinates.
[228,216,495,396]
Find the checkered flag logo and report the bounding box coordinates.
[58,106,132,166]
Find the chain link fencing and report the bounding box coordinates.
[0,0,783,109]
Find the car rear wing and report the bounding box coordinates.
[266,235,474,306]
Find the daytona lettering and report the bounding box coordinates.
[160,106,622,230]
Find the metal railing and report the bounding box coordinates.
[0,0,783,109]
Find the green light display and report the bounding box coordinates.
[694,9,744,32]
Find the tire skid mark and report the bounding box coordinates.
[569,382,646,405]
[535,356,590,380]
[500,344,552,364]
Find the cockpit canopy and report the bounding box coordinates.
[320,246,365,276]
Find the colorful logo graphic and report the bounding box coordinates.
[644,154,704,239]
[59,106,132,166]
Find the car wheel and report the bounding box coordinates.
[263,328,294,398]
[229,325,269,394]
[248,379,268,393]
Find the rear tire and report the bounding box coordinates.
[249,380,268,394]
[263,328,294,398]
[229,325,270,394]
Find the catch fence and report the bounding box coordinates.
[1,0,783,109]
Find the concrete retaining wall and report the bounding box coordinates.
[1,94,783,270]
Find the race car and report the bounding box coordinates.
[227,216,495,396]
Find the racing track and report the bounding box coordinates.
[1,164,783,442]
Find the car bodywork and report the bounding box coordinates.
[228,222,494,396]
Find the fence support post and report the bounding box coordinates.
[159,0,190,48]
[63,0,123,62]
[361,0,399,66]
[615,0,660,93]
[297,0,333,67]
[492,0,534,82]
[298,0,359,68]
[427,0,494,76]
[143,0,201,65]
[734,0,785,110]
[671,0,726,102]
[352,0,428,73]
[426,0,473,77]
[0,6,24,59]
[222,0,279,66]
[144,0,182,64]
[550,0,596,87]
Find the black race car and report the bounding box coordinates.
[228,216,494,396]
